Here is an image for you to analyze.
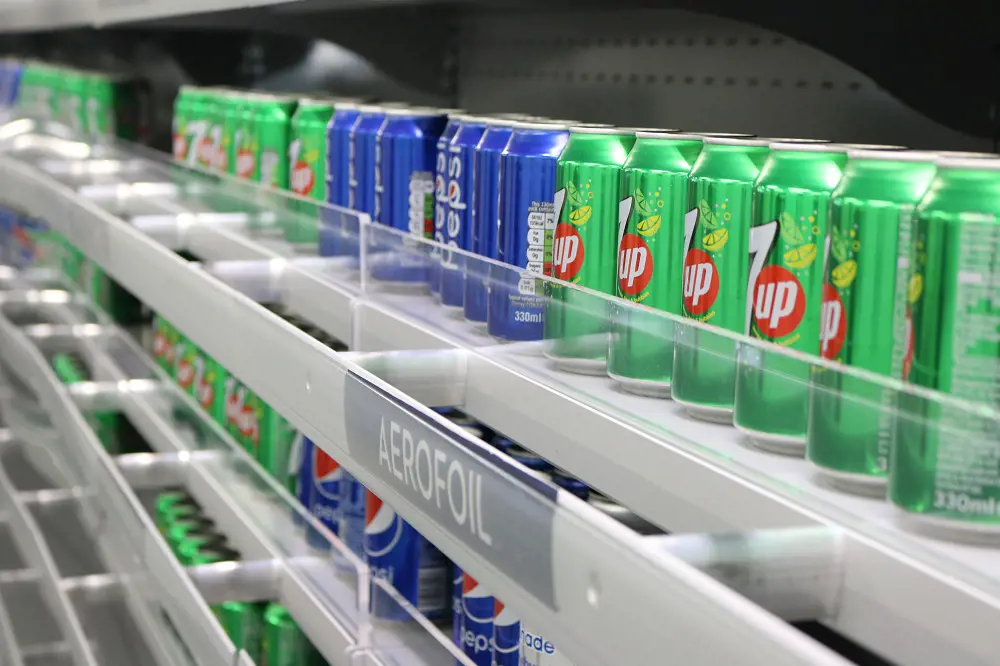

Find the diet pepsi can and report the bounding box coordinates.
[492,599,520,666]
[372,108,448,284]
[306,442,341,549]
[431,115,463,298]
[326,102,361,208]
[452,564,463,646]
[339,470,366,557]
[461,573,494,665]
[349,106,388,220]
[466,119,516,323]
[507,445,554,478]
[440,116,490,309]
[489,122,570,341]
[365,491,449,620]
[290,433,310,526]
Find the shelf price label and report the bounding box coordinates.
[343,372,558,607]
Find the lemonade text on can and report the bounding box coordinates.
[733,142,849,454]
[371,108,447,283]
[235,92,260,179]
[672,137,772,421]
[441,116,490,309]
[288,98,333,244]
[889,155,1000,539]
[545,126,637,375]
[807,150,937,494]
[607,132,704,397]
[219,91,246,174]
[195,89,221,169]
[466,118,516,323]
[488,122,570,341]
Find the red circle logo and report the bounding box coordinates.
[820,283,846,359]
[682,248,719,315]
[618,234,654,296]
[291,161,315,195]
[752,265,805,339]
[552,223,585,281]
[173,134,187,160]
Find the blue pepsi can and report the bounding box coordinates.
[306,442,341,549]
[365,491,449,620]
[372,108,447,284]
[488,122,570,341]
[460,573,494,665]
[491,437,516,455]
[290,433,311,526]
[452,564,463,646]
[339,470,366,557]
[507,445,554,478]
[492,599,520,666]
[431,116,463,298]
[440,116,489,309]
[326,102,361,208]
[550,472,590,500]
[465,119,515,323]
[349,106,388,220]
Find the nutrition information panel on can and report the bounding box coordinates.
[937,217,1000,515]
[520,199,554,297]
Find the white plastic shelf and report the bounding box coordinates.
[0,122,998,665]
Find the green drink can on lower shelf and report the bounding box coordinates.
[219,601,265,664]
[545,126,637,375]
[890,155,1000,539]
[261,603,321,666]
[607,132,703,398]
[806,150,938,496]
[672,136,773,421]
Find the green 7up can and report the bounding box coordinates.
[608,132,703,398]
[545,127,636,375]
[287,98,334,245]
[672,137,772,421]
[223,375,295,481]
[174,336,225,424]
[734,142,849,455]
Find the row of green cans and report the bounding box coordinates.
[151,314,298,490]
[172,86,346,244]
[545,128,1000,535]
[17,60,148,140]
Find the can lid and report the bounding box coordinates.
[510,120,570,130]
[384,106,445,117]
[357,104,389,113]
[635,131,704,141]
[756,137,828,143]
[453,114,494,124]
[332,101,361,110]
[934,150,998,159]
[703,136,770,146]
[770,141,852,153]
[569,125,632,135]
[689,132,756,138]
[848,149,938,162]
[827,143,907,151]
[935,155,1000,169]
[618,127,682,133]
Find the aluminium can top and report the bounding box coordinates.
[935,155,1000,169]
[634,131,708,141]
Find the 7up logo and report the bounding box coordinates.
[618,235,652,296]
[552,223,584,281]
[820,283,846,359]
[224,377,260,447]
[752,265,805,339]
[289,139,314,196]
[683,249,719,315]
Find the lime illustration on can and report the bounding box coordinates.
[546,127,637,375]
[890,155,1000,539]
[607,132,704,397]
[672,137,773,421]
[807,150,937,495]
[733,142,849,454]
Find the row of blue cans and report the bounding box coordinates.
[320,104,574,341]
[292,409,492,622]
[0,59,24,109]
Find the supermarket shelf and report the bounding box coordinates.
[32,142,1000,665]
[0,287,456,666]
[0,128,857,666]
